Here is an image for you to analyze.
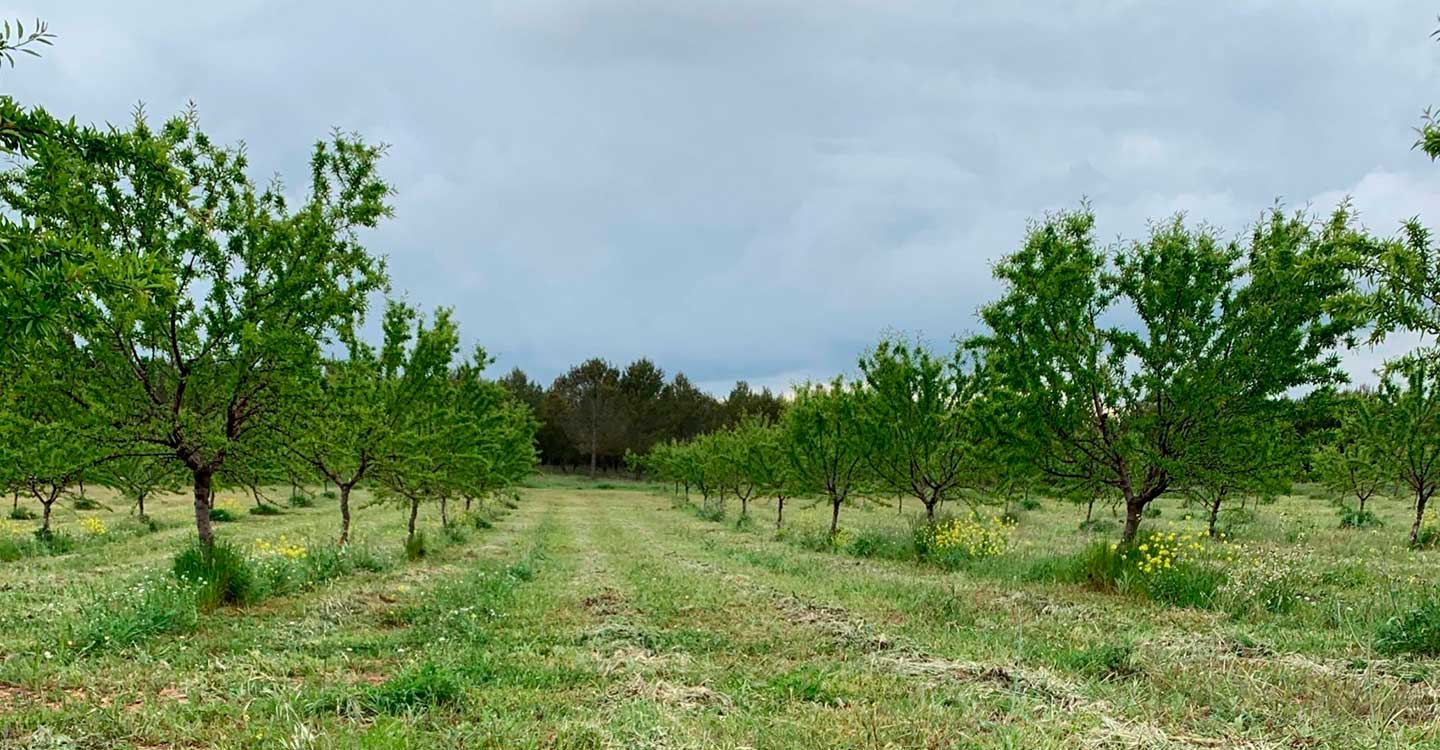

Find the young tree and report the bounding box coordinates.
[1368,356,1440,546]
[856,336,985,522]
[373,309,461,546]
[730,416,799,531]
[1183,412,1299,538]
[283,301,445,544]
[975,207,1363,542]
[712,424,760,518]
[0,107,392,547]
[100,454,182,519]
[1313,393,1390,518]
[784,378,867,537]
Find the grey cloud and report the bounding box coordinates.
[8,0,1440,391]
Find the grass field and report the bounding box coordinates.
[1,476,1438,748]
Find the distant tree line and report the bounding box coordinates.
[497,360,784,475]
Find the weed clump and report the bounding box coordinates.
[405,531,429,561]
[768,666,840,705]
[68,575,199,654]
[173,540,257,610]
[1338,506,1382,529]
[248,503,283,516]
[366,661,463,714]
[1375,589,1440,657]
[912,515,1014,569]
[1055,642,1139,680]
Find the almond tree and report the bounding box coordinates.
[0,107,392,547]
[282,301,445,544]
[1314,393,1390,519]
[1368,356,1440,546]
[975,208,1363,542]
[784,378,867,537]
[730,415,801,531]
[373,308,461,546]
[856,336,987,522]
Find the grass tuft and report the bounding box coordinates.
[173,540,258,610]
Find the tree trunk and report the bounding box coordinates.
[440,496,450,528]
[776,496,785,530]
[1085,496,1095,523]
[741,496,749,517]
[1121,495,1143,543]
[137,492,147,518]
[407,497,420,545]
[12,491,18,512]
[41,497,53,534]
[924,497,937,523]
[192,468,215,546]
[1410,490,1431,547]
[1207,492,1224,539]
[589,433,598,478]
[829,497,841,537]
[1359,495,1368,514]
[338,483,353,545]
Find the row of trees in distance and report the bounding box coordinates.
[640,205,1440,548]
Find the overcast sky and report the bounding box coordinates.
[9,1,1440,392]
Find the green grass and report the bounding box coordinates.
[2,483,1438,748]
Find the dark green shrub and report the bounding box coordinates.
[0,535,34,562]
[696,503,725,523]
[287,493,315,508]
[466,513,493,530]
[443,525,468,543]
[846,526,909,560]
[209,507,239,523]
[1338,506,1383,529]
[791,525,841,553]
[71,496,103,511]
[1413,523,1440,550]
[1063,541,1130,591]
[365,661,462,714]
[34,528,76,554]
[173,540,257,610]
[405,532,428,561]
[1217,507,1256,537]
[9,505,37,520]
[1078,518,1117,534]
[304,542,388,582]
[1018,497,1042,511]
[320,490,338,500]
[248,503,283,516]
[1375,590,1440,657]
[1142,505,1162,519]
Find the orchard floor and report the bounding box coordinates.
[1,478,1438,749]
